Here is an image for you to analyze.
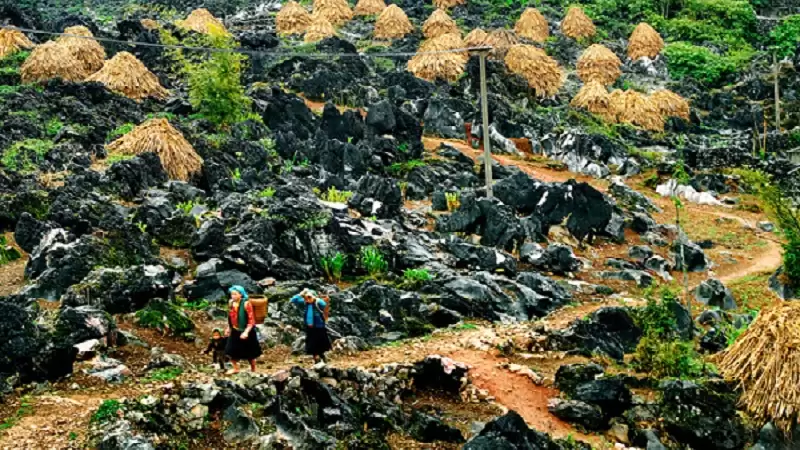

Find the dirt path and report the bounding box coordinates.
[706,211,783,285]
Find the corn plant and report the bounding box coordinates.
[321,187,353,203]
[445,192,460,211]
[320,252,347,283]
[360,246,387,277]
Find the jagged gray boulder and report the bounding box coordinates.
[694,278,737,310]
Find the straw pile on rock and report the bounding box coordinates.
[433,0,465,9]
[20,41,87,83]
[277,1,312,35]
[56,26,106,75]
[407,33,467,82]
[177,8,229,35]
[313,0,353,26]
[374,5,414,40]
[86,51,169,101]
[106,119,203,181]
[463,28,488,47]
[140,19,160,30]
[577,43,621,86]
[608,89,664,131]
[305,13,337,42]
[628,22,663,60]
[354,0,386,16]
[504,44,563,97]
[651,89,690,121]
[423,9,459,39]
[561,6,595,40]
[719,302,800,433]
[0,28,35,59]
[571,80,610,116]
[515,8,549,43]
[486,29,519,59]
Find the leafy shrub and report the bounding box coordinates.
[0,85,20,95]
[771,15,800,58]
[178,297,210,311]
[106,123,135,142]
[388,159,425,176]
[92,400,122,423]
[135,301,195,335]
[360,246,387,277]
[45,118,64,137]
[760,185,800,286]
[664,42,752,86]
[258,187,276,198]
[725,168,771,193]
[1,139,54,172]
[320,252,347,283]
[148,367,183,381]
[320,187,353,203]
[403,268,432,283]
[0,236,22,265]
[445,192,460,211]
[176,200,201,215]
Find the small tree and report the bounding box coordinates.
[761,184,800,288]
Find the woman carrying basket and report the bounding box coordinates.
[225,285,262,374]
[290,288,331,364]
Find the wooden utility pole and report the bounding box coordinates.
[475,47,494,198]
[774,53,781,132]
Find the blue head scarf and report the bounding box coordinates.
[229,285,249,330]
[228,285,249,300]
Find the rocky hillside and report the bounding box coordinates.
[0,0,799,448]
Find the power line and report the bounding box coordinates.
[2,25,492,59]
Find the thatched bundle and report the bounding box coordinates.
[608,89,664,131]
[486,29,519,59]
[504,44,563,98]
[305,13,337,42]
[140,19,160,30]
[313,0,353,26]
[423,9,459,39]
[719,302,800,433]
[463,28,488,47]
[277,1,312,35]
[354,0,386,16]
[86,51,169,101]
[106,118,203,181]
[177,8,229,35]
[628,22,663,60]
[374,4,414,40]
[407,33,467,82]
[651,89,690,121]
[0,28,35,60]
[570,80,611,116]
[20,41,87,84]
[561,6,595,40]
[56,26,106,75]
[515,8,549,43]
[577,43,621,85]
[433,0,465,9]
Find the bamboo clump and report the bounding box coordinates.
[504,44,564,98]
[407,33,467,82]
[106,118,203,181]
[571,80,611,117]
[486,29,519,59]
[561,6,596,40]
[177,8,230,35]
[305,13,338,42]
[86,51,169,101]
[374,5,414,40]
[313,0,353,26]
[651,89,690,121]
[354,0,386,16]
[718,302,800,434]
[515,8,549,43]
[577,43,622,86]
[433,0,465,9]
[277,1,312,35]
[20,41,87,84]
[56,26,106,75]
[628,22,664,60]
[423,9,459,39]
[0,28,35,60]
[463,28,488,47]
[608,89,664,131]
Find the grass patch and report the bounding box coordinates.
[148,366,183,381]
[106,123,135,142]
[0,396,32,431]
[91,399,121,424]
[1,139,54,173]
[388,159,425,176]
[727,273,780,313]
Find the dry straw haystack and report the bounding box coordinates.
[354,0,386,16]
[486,29,519,59]
[651,89,690,121]
[577,43,622,86]
[177,8,229,35]
[374,4,414,40]
[20,41,87,84]
[140,19,160,30]
[407,33,467,82]
[571,80,611,116]
[515,8,549,43]
[0,28,35,60]
[305,13,337,42]
[106,118,203,181]
[423,9,459,39]
[433,0,465,9]
[313,0,354,26]
[504,44,563,97]
[86,51,168,101]
[561,6,596,40]
[718,302,800,434]
[628,22,664,60]
[277,1,312,35]
[463,28,488,47]
[608,89,664,131]
[57,26,106,75]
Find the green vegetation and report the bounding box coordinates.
[320,252,347,283]
[91,400,122,424]
[320,186,354,203]
[106,154,135,165]
[664,42,752,86]
[258,187,276,198]
[177,297,210,311]
[0,85,20,95]
[176,200,201,215]
[205,133,229,149]
[360,246,387,277]
[725,167,771,193]
[1,139,54,173]
[107,123,135,142]
[148,366,183,381]
[761,185,800,288]
[373,57,395,72]
[445,192,460,211]
[403,268,432,283]
[388,159,425,176]
[135,301,195,335]
[0,236,22,265]
[45,118,64,137]
[771,15,800,58]
[0,396,32,431]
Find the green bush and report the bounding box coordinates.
[258,187,276,198]
[0,236,22,266]
[320,252,347,283]
[176,200,201,215]
[320,187,353,203]
[107,123,135,142]
[360,246,387,277]
[388,159,425,176]
[760,185,800,286]
[725,168,771,193]
[148,367,183,381]
[135,301,195,335]
[45,118,64,137]
[1,139,54,173]
[770,15,800,58]
[92,400,122,424]
[403,268,432,283]
[664,42,752,86]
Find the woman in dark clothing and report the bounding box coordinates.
[290,289,331,364]
[225,285,262,374]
